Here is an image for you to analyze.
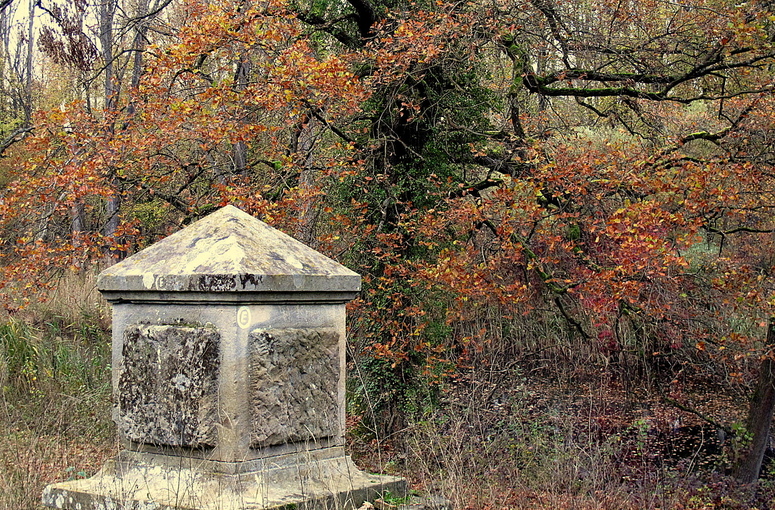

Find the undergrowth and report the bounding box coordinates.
[1,272,773,509]
[349,367,775,509]
[0,272,115,510]
[347,336,775,510]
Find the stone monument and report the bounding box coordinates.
[42,205,406,509]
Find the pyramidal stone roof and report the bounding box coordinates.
[97,205,360,295]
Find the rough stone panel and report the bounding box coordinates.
[249,328,339,447]
[118,323,219,447]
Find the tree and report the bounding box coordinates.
[34,0,175,241]
[321,0,775,440]
[735,318,775,483]
[0,0,36,156]
[0,0,367,304]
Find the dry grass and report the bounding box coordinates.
[0,429,115,509]
[29,270,111,331]
[0,271,115,510]
[348,363,775,510]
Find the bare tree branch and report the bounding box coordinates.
[0,126,32,157]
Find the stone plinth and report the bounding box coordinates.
[42,205,405,509]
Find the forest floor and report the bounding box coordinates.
[349,368,775,510]
[1,289,773,509]
[1,363,773,510]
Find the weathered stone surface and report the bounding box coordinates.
[41,449,407,510]
[118,323,219,447]
[97,205,360,295]
[249,328,340,447]
[390,495,452,510]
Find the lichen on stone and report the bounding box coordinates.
[117,323,220,447]
[249,328,340,447]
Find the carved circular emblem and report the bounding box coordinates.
[237,306,251,329]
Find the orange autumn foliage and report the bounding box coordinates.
[0,0,773,387]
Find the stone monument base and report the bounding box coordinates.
[42,447,406,510]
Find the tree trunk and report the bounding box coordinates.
[291,114,321,246]
[125,0,149,117]
[99,0,117,111]
[231,57,250,175]
[0,8,7,125]
[23,0,33,124]
[131,0,148,89]
[735,318,775,483]
[99,0,121,245]
[71,203,85,234]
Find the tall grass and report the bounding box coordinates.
[0,272,115,510]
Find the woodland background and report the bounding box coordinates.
[1,0,775,508]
